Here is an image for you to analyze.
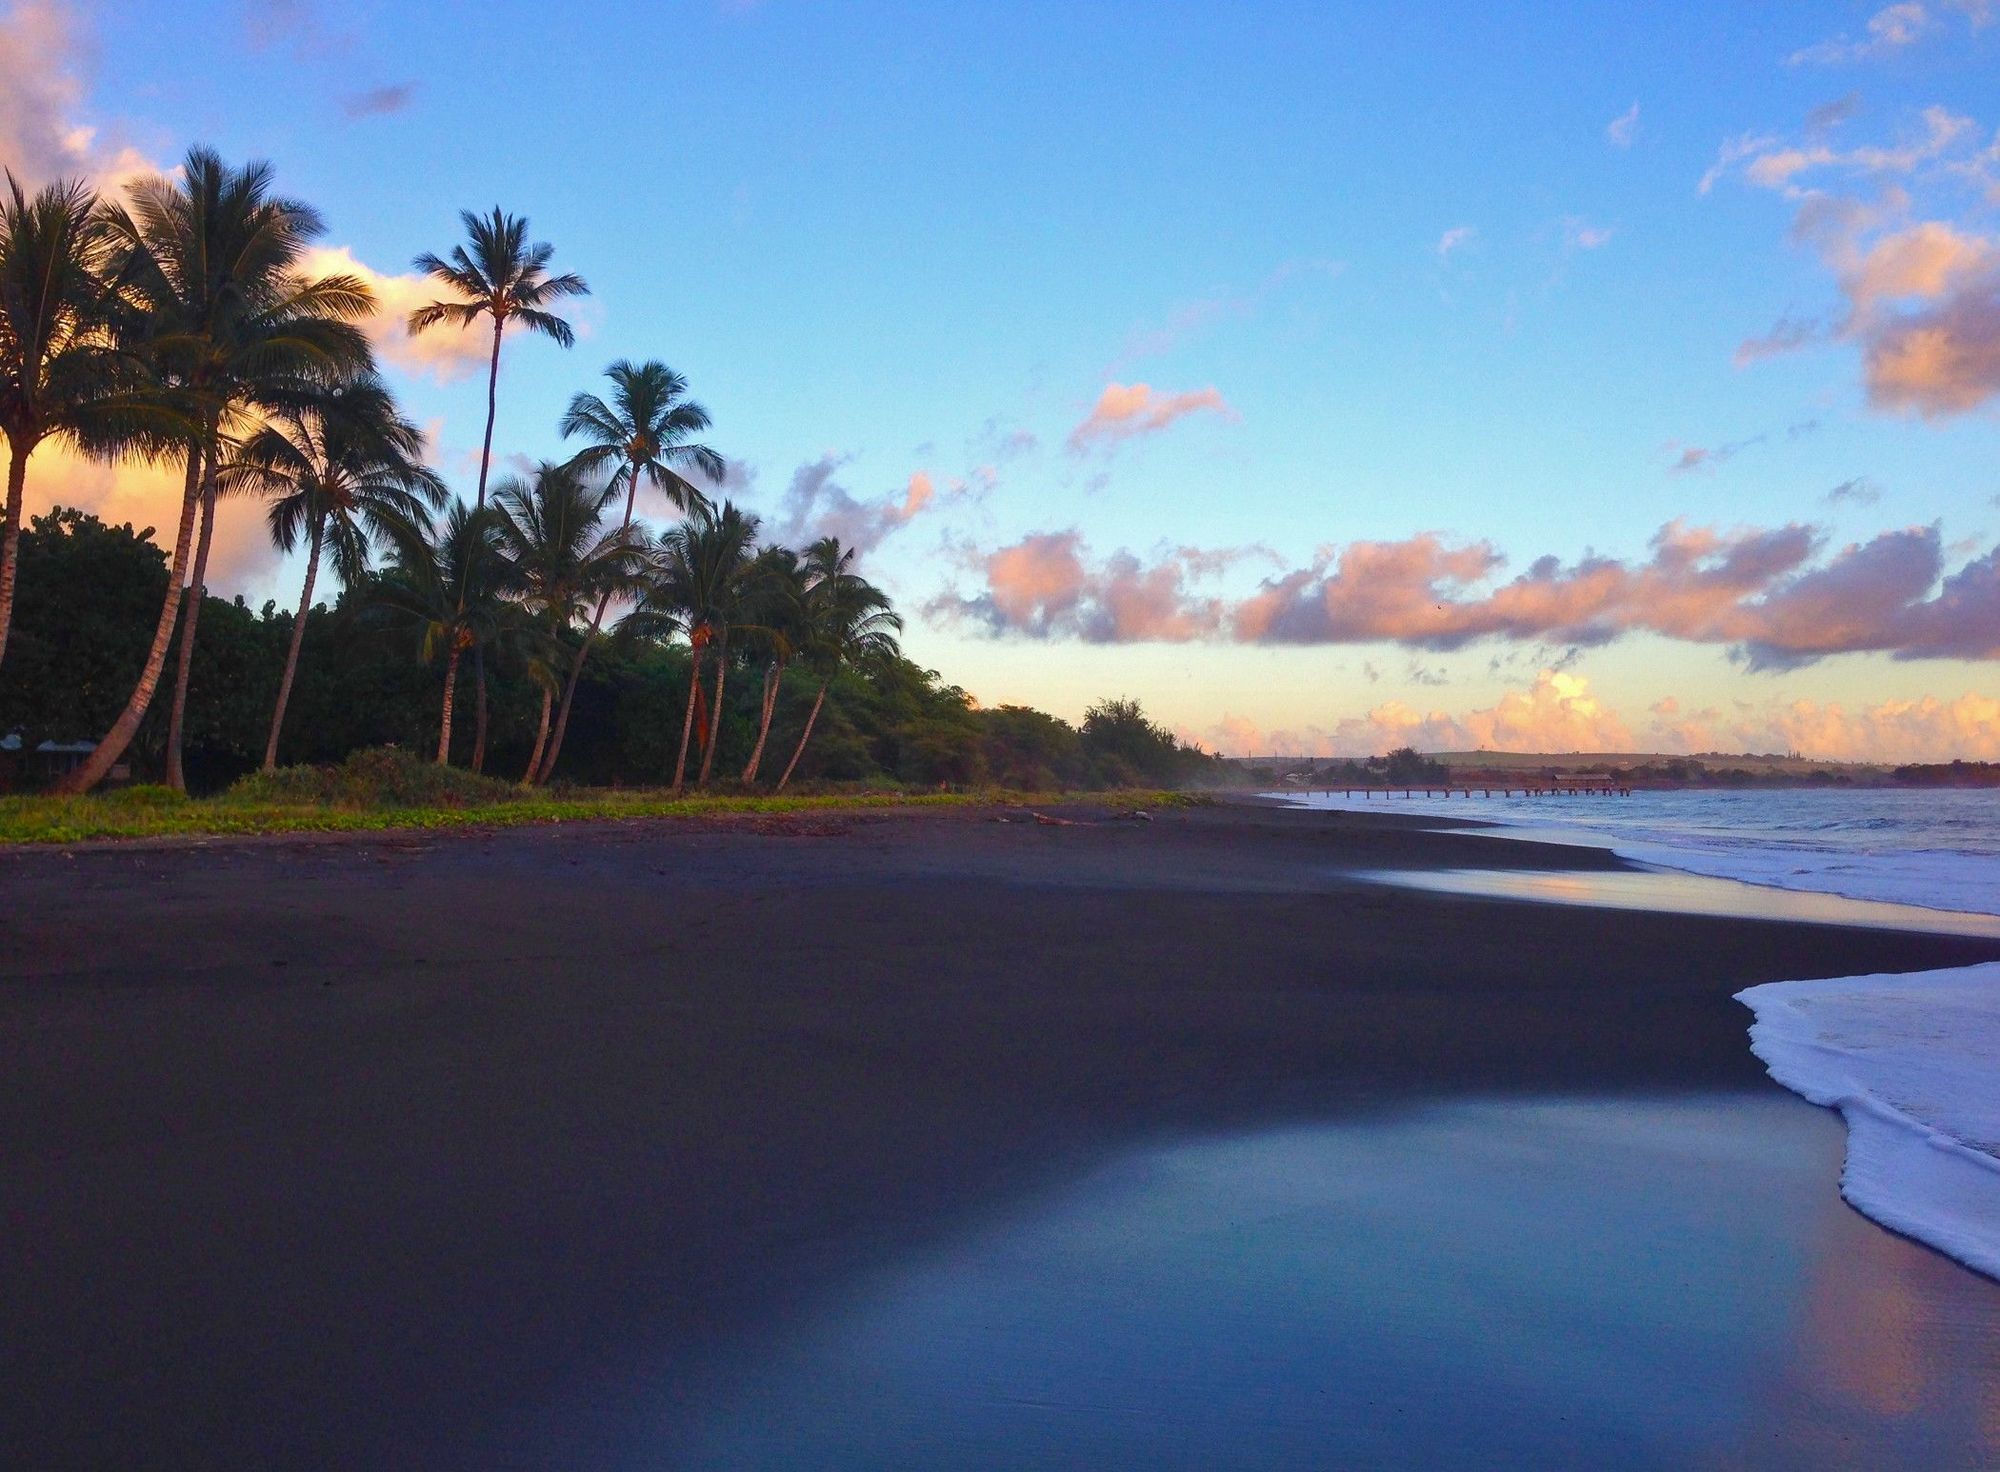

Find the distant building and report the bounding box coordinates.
[0,734,115,791]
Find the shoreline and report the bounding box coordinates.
[5,798,1997,1467]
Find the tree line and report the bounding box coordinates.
[0,149,1221,796]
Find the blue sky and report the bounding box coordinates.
[8,0,2000,757]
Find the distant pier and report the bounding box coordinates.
[1327,782,1634,798]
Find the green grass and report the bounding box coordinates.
[0,750,1201,845]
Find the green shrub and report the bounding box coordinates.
[228,746,523,810]
[98,784,190,808]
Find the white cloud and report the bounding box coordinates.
[299,245,496,383]
[0,1,157,189]
[1788,2,1934,65]
[1606,102,1640,148]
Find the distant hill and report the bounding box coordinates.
[1426,750,1888,776]
[1219,750,1885,774]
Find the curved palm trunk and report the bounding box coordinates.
[671,651,702,794]
[775,680,829,793]
[535,600,600,786]
[697,633,729,787]
[471,649,489,773]
[261,510,325,772]
[741,661,782,784]
[535,460,639,785]
[0,436,34,669]
[55,447,206,793]
[521,682,553,786]
[436,641,463,764]
[163,468,219,791]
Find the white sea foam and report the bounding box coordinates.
[1738,964,2000,1282]
[1276,786,2000,1278]
[1276,788,2000,918]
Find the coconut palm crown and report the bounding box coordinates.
[775,538,902,791]
[625,500,763,791]
[59,147,375,794]
[489,461,648,782]
[407,208,587,508]
[229,371,447,770]
[559,360,723,523]
[372,500,507,764]
[527,360,723,783]
[408,207,587,775]
[0,172,180,668]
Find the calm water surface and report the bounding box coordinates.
[663,1095,2000,1470]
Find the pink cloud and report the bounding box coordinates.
[1862,271,2000,415]
[1202,680,2000,763]
[0,1,158,189]
[1199,671,1633,756]
[929,521,2000,667]
[1066,382,1235,453]
[1707,107,2000,415]
[1738,691,2000,761]
[22,442,274,596]
[770,457,964,558]
[929,533,1253,642]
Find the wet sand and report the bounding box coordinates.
[3,800,1997,1468]
[676,1095,2000,1470]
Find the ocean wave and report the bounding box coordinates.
[1276,787,2000,1279]
[1274,788,2000,919]
[1739,965,2000,1283]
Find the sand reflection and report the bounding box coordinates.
[671,1096,2000,1471]
[1723,1181,2000,1469]
[1352,866,2000,939]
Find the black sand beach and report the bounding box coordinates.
[4,800,1998,1468]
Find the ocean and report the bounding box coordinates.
[1279,785,2000,916]
[1279,785,2000,1283]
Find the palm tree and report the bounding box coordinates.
[628,502,761,792]
[774,538,902,792]
[535,360,722,783]
[372,501,505,764]
[489,461,645,784]
[408,208,587,773]
[0,174,175,670]
[229,371,446,771]
[59,147,374,794]
[738,544,807,785]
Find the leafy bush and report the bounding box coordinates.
[1383,746,1449,784]
[229,747,523,809]
[98,784,190,808]
[1080,698,1217,788]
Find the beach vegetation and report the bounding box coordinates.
[1384,746,1449,785]
[0,147,1235,828]
[230,371,448,771]
[57,147,376,795]
[408,207,587,770]
[489,460,646,784]
[540,360,721,783]
[0,174,175,672]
